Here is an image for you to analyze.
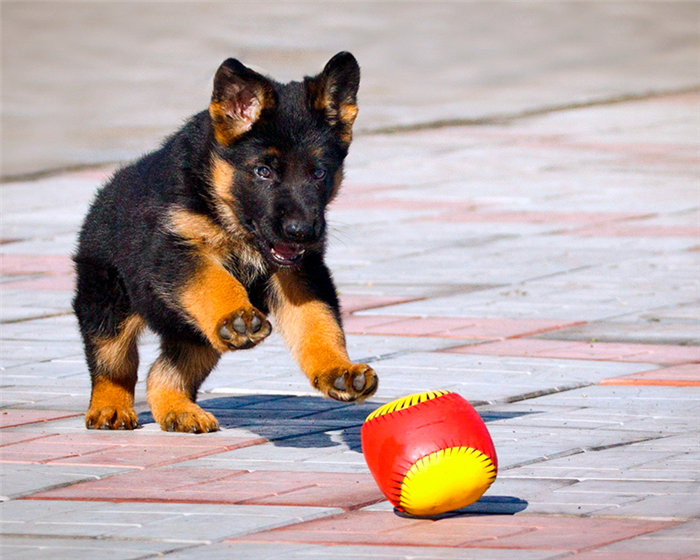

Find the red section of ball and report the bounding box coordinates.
[361,392,497,506]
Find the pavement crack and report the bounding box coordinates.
[490,382,595,405]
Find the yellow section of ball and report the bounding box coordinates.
[399,447,496,517]
[364,390,450,422]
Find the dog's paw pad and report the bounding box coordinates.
[217,308,271,350]
[318,364,378,403]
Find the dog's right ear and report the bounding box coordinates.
[209,59,275,146]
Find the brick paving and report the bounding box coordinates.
[2,5,699,559]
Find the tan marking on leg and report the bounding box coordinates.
[86,315,145,430]
[147,343,220,433]
[270,269,378,401]
[270,268,350,375]
[86,376,139,429]
[179,259,253,353]
[93,314,145,378]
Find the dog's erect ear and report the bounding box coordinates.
[307,52,360,143]
[209,59,275,146]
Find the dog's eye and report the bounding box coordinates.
[313,169,327,180]
[255,166,272,179]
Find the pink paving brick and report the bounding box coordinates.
[424,210,642,226]
[0,432,53,447]
[0,254,74,276]
[237,471,384,510]
[600,363,700,387]
[26,468,384,509]
[1,432,265,468]
[342,315,410,332]
[445,339,700,365]
[228,511,677,551]
[344,315,583,340]
[4,274,75,291]
[332,196,480,214]
[339,294,422,314]
[0,410,82,429]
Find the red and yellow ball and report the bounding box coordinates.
[361,390,497,517]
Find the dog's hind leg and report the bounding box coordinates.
[74,258,145,430]
[146,337,221,433]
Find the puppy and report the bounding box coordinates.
[73,52,378,432]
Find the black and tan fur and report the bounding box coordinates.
[73,52,378,433]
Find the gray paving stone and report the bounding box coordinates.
[521,384,700,412]
[602,520,700,555]
[0,536,189,560]
[1,297,73,325]
[0,315,81,342]
[0,339,83,366]
[0,463,126,500]
[356,352,657,405]
[0,500,342,542]
[0,233,80,256]
[178,430,368,474]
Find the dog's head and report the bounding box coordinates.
[207,52,360,268]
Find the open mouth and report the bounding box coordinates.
[269,242,306,266]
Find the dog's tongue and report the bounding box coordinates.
[272,243,301,260]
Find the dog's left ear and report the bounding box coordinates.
[209,58,276,146]
[307,52,360,143]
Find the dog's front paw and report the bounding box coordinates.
[315,364,378,403]
[217,307,271,350]
[160,406,219,433]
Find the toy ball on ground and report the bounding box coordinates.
[361,390,497,517]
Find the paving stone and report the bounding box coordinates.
[0,290,73,323]
[516,384,700,411]
[0,339,83,366]
[601,520,700,556]
[1,431,265,469]
[178,434,369,474]
[164,541,564,560]
[0,500,341,542]
[227,510,678,551]
[0,463,123,500]
[344,315,582,340]
[447,339,700,365]
[28,467,384,509]
[0,535,188,560]
[0,410,82,429]
[357,352,657,405]
[600,363,700,387]
[555,552,690,560]
[0,315,81,342]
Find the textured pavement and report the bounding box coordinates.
[2,3,700,560]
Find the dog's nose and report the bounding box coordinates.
[282,219,316,242]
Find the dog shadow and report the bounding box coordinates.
[138,395,531,515]
[139,395,535,454]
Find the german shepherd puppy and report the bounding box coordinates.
[73,52,378,433]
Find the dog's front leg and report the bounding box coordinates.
[270,267,378,402]
[148,259,271,432]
